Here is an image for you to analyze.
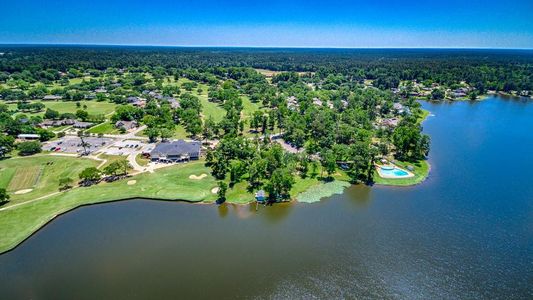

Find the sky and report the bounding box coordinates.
[1,0,532,48]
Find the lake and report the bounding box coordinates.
[0,96,532,299]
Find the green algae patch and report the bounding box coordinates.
[296,180,350,204]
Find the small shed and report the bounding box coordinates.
[255,190,266,203]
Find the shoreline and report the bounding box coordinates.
[0,108,434,255]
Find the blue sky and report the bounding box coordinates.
[1,0,532,48]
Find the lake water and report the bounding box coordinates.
[0,96,532,299]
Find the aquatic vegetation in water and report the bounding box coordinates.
[296,181,350,203]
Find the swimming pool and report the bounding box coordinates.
[378,165,413,178]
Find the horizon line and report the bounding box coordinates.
[0,43,532,51]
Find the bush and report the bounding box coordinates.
[17,141,42,156]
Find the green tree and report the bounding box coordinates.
[392,123,430,161]
[0,135,15,158]
[264,168,295,202]
[321,150,337,179]
[17,141,42,156]
[216,181,228,204]
[44,108,59,119]
[79,167,102,183]
[202,116,217,141]
[104,162,121,176]
[0,188,9,204]
[146,127,159,143]
[75,109,89,121]
[431,88,445,100]
[160,128,173,142]
[469,91,478,101]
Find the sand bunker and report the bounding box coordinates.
[189,174,207,180]
[14,189,33,194]
[211,187,219,194]
[127,180,137,185]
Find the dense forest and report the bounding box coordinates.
[1,46,532,92]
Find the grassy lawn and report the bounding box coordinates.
[86,122,120,134]
[0,155,100,205]
[135,154,150,167]
[172,125,189,139]
[373,160,430,186]
[7,166,42,191]
[136,125,190,140]
[196,89,226,123]
[9,100,117,117]
[42,100,116,115]
[241,95,263,119]
[0,161,217,253]
[417,108,430,124]
[97,154,127,169]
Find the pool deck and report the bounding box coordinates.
[375,164,415,179]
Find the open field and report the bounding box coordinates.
[86,122,120,134]
[97,154,128,169]
[8,100,117,116]
[0,155,100,205]
[7,166,42,192]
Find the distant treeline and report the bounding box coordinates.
[1,46,532,91]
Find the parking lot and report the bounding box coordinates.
[100,139,148,156]
[44,137,115,154]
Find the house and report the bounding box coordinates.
[381,118,400,128]
[39,120,57,127]
[73,121,94,129]
[43,95,62,101]
[94,87,107,93]
[126,96,146,107]
[166,97,180,109]
[17,134,40,140]
[312,97,323,107]
[115,120,139,131]
[39,118,76,128]
[286,96,299,110]
[341,99,349,109]
[85,93,96,100]
[149,140,201,162]
[62,119,76,126]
